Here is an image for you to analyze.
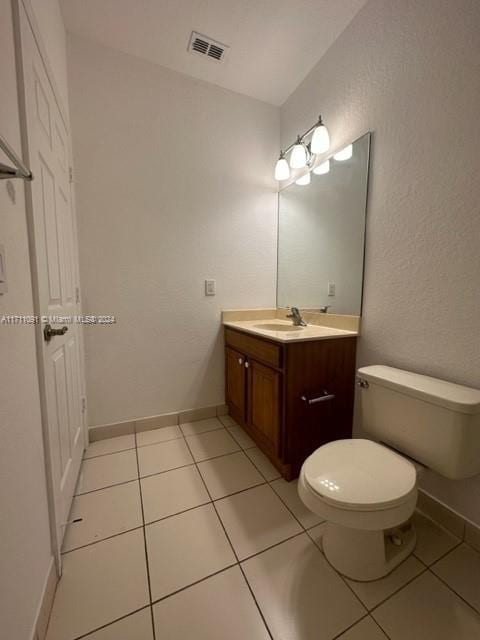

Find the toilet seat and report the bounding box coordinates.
[303,439,417,512]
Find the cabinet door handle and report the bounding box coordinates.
[238,357,243,365]
[301,391,335,404]
[245,361,249,368]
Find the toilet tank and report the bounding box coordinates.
[358,365,480,479]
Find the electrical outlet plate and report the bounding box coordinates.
[328,282,335,297]
[205,279,216,296]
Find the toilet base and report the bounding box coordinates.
[322,519,416,581]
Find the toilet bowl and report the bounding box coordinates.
[297,365,480,581]
[298,439,418,581]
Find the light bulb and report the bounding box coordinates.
[295,172,311,186]
[274,155,290,181]
[313,159,330,175]
[311,123,330,154]
[333,144,353,161]
[290,137,307,168]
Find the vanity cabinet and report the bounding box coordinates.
[225,327,357,480]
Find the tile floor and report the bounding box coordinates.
[46,417,480,640]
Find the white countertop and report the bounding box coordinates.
[223,318,358,343]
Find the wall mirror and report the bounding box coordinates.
[277,132,371,316]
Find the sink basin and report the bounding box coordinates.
[254,323,304,332]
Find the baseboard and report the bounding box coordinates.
[32,557,58,640]
[88,403,228,442]
[417,489,480,544]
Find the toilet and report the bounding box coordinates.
[298,365,480,581]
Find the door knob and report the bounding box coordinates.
[44,323,68,342]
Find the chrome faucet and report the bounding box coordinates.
[286,307,307,327]
[319,305,331,314]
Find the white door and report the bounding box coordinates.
[16,3,85,568]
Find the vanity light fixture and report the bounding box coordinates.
[290,136,308,169]
[295,172,311,186]
[310,116,330,154]
[313,159,330,175]
[274,114,330,180]
[274,152,290,181]
[334,144,353,161]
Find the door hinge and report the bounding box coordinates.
[69,166,73,184]
[81,397,86,413]
[75,286,80,303]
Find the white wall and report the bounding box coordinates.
[281,0,480,523]
[0,2,54,638]
[67,35,279,427]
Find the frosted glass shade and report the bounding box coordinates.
[334,144,353,161]
[311,124,330,154]
[313,159,330,175]
[290,143,308,168]
[274,157,290,181]
[295,172,311,186]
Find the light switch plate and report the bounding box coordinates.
[0,244,7,294]
[205,279,216,296]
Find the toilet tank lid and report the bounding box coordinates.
[358,365,480,415]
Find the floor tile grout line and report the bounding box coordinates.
[83,445,136,460]
[75,477,138,497]
[367,613,393,640]
[136,435,184,448]
[191,446,244,464]
[427,565,480,618]
[312,529,370,615]
[414,537,463,568]
[181,425,227,438]
[236,565,275,640]
[240,530,308,563]
[368,566,430,614]
[150,562,239,605]
[76,448,270,499]
[146,529,308,610]
[61,524,145,555]
[180,427,276,640]
[225,431,257,451]
[69,605,152,640]
[209,479,267,502]
[330,612,371,640]
[331,566,370,615]
[134,431,157,640]
[266,479,320,534]
[299,518,386,616]
[244,450,282,483]
[345,537,467,617]
[83,421,246,455]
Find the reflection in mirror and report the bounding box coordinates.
[277,132,370,316]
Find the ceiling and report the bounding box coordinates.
[61,0,366,106]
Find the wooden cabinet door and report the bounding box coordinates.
[247,359,281,456]
[226,347,247,423]
[284,337,357,477]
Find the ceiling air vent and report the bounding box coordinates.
[188,31,229,63]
